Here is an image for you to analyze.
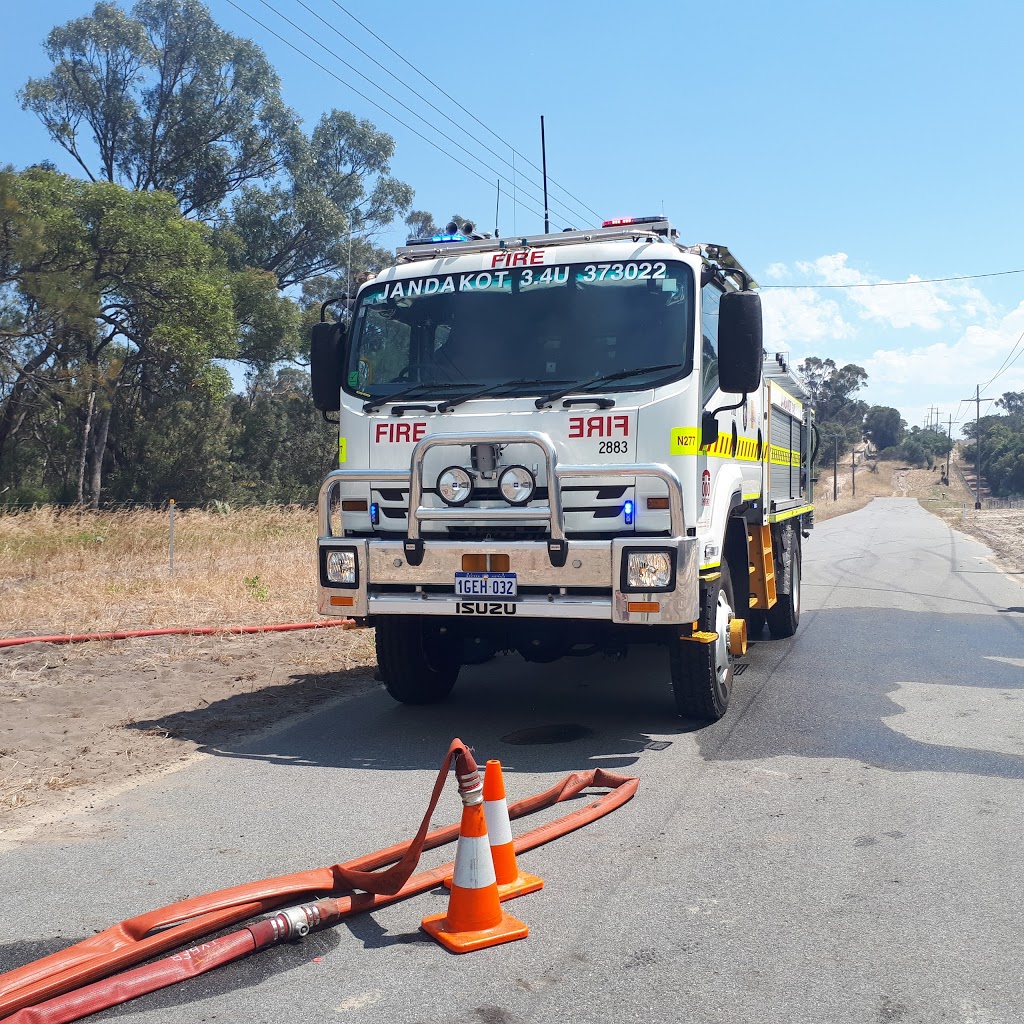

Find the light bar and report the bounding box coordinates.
[403,233,469,246]
[602,216,663,227]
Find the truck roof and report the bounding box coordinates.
[394,218,759,290]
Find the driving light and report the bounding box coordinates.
[438,466,473,505]
[325,549,357,585]
[498,465,535,504]
[625,550,674,591]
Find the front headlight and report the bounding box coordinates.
[624,550,675,591]
[498,465,535,504]
[325,549,357,585]
[438,466,473,506]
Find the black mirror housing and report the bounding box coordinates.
[310,321,346,412]
[718,290,763,394]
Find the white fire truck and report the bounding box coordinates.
[311,216,813,720]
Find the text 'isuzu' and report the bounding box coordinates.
[311,216,814,720]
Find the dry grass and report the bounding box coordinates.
[1,456,1015,639]
[0,506,319,638]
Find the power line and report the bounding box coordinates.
[221,0,555,229]
[327,0,605,225]
[249,0,564,229]
[981,326,1024,391]
[761,268,1024,289]
[283,0,596,229]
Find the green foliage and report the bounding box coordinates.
[863,406,905,450]
[882,427,952,469]
[4,1,418,508]
[20,0,297,218]
[798,355,869,469]
[244,574,269,601]
[961,392,1024,496]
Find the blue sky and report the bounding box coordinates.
[3,0,1023,436]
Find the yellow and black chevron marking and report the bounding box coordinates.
[769,444,801,467]
[670,428,798,466]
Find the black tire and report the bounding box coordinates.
[747,610,767,638]
[669,562,736,722]
[374,616,461,704]
[767,537,801,639]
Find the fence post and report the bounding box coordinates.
[169,498,175,576]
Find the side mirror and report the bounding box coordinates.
[310,321,346,412]
[718,290,763,394]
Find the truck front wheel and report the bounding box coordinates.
[669,563,736,722]
[375,617,462,704]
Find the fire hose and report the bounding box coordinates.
[0,739,638,1022]
[0,620,361,649]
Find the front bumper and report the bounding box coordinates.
[316,430,699,625]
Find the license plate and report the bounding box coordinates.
[454,572,517,598]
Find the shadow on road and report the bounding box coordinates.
[129,644,712,777]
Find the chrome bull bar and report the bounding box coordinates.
[318,430,685,566]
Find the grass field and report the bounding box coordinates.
[0,506,319,638]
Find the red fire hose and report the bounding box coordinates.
[0,620,360,649]
[0,739,638,1023]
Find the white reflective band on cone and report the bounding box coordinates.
[451,834,497,889]
[484,799,514,846]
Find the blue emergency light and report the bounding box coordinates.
[623,500,635,525]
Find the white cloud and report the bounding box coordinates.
[760,288,855,349]
[784,253,994,331]
[863,302,1024,430]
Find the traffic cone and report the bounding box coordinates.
[444,759,544,900]
[421,798,528,953]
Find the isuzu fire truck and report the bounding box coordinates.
[311,216,814,720]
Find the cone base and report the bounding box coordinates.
[421,908,529,953]
[443,870,545,901]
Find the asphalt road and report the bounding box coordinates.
[2,497,1023,1024]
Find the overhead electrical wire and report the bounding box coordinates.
[221,0,556,229]
[285,0,596,229]
[249,0,565,229]
[981,327,1024,390]
[327,0,605,225]
[762,268,1024,289]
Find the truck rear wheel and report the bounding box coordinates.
[375,617,461,704]
[669,563,735,722]
[767,537,801,639]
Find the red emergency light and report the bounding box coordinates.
[602,216,663,227]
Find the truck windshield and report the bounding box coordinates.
[347,259,694,399]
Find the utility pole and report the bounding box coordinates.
[946,415,953,484]
[962,385,984,510]
[833,436,838,501]
[851,447,856,497]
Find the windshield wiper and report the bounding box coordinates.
[437,378,571,413]
[363,382,472,414]
[534,363,683,409]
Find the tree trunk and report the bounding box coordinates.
[88,402,113,510]
[77,391,96,506]
[0,340,58,464]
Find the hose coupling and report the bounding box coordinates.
[269,903,323,940]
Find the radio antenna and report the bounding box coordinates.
[540,115,550,233]
[494,178,501,239]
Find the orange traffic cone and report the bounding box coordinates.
[454,759,544,900]
[421,797,528,953]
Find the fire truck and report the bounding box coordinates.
[310,217,813,721]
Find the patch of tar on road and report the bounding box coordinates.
[883,681,1024,758]
[697,608,1024,780]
